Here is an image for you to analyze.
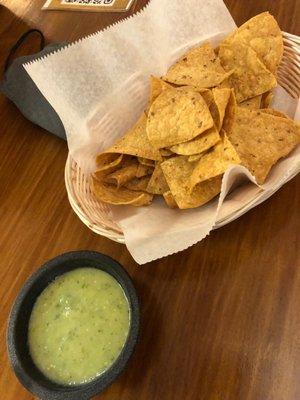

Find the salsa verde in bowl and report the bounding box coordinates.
[7,251,140,400]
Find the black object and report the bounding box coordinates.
[7,251,140,400]
[0,29,66,140]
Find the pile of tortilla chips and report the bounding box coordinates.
[92,12,300,209]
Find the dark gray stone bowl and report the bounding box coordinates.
[7,251,140,400]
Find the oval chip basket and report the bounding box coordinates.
[65,32,300,244]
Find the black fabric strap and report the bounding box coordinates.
[4,29,45,73]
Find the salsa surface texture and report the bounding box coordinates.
[28,268,130,385]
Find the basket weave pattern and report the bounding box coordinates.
[65,32,300,244]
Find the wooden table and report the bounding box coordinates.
[0,1,299,399]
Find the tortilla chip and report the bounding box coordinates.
[188,154,202,162]
[222,89,237,136]
[217,78,231,89]
[190,135,241,188]
[200,88,231,131]
[161,155,222,209]
[170,126,220,155]
[250,36,283,74]
[137,157,155,167]
[124,176,151,192]
[146,164,169,194]
[228,107,300,184]
[193,177,223,208]
[187,144,224,164]
[163,191,178,208]
[222,12,283,74]
[149,76,173,105]
[163,43,232,88]
[92,177,153,206]
[105,162,138,187]
[200,89,214,108]
[260,108,288,118]
[102,113,161,161]
[160,148,174,157]
[136,163,154,178]
[147,87,214,148]
[240,95,262,109]
[218,42,277,102]
[261,91,274,108]
[211,88,232,130]
[94,154,123,179]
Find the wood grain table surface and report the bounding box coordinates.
[0,1,299,399]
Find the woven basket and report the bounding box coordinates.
[65,32,300,244]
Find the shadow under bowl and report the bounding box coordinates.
[7,251,140,400]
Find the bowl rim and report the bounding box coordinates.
[7,251,140,400]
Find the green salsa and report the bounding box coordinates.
[28,268,130,385]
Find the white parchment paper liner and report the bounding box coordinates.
[24,0,299,264]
